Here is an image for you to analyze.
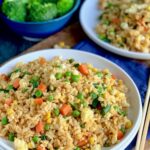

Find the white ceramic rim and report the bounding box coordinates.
[79,0,150,60]
[0,49,142,150]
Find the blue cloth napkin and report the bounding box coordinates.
[73,40,150,150]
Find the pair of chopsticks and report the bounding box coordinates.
[135,76,150,150]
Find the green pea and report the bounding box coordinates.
[65,71,72,77]
[53,108,60,116]
[55,73,63,80]
[98,34,111,43]
[96,72,103,78]
[7,85,13,91]
[41,134,47,140]
[8,133,15,142]
[74,147,80,150]
[71,74,80,82]
[44,124,50,131]
[72,110,80,117]
[48,95,54,102]
[35,90,43,98]
[76,92,84,100]
[32,135,39,143]
[30,76,40,88]
[81,100,88,107]
[1,116,8,125]
[101,105,111,116]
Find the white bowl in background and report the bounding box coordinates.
[0,49,142,150]
[80,0,150,60]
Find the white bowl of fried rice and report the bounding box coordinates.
[80,0,150,60]
[0,49,142,150]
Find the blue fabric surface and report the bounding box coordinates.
[74,40,150,150]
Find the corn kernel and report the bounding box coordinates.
[125,120,132,129]
[89,137,95,145]
[28,141,35,149]
[47,118,51,124]
[147,6,150,11]
[59,42,65,47]
[7,109,14,115]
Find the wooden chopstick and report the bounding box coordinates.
[135,76,150,150]
[139,101,150,150]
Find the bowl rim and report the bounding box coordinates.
[0,49,142,150]
[0,0,81,24]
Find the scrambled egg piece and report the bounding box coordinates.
[14,138,28,150]
[81,107,94,123]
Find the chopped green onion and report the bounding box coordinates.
[35,90,43,98]
[92,98,99,108]
[1,116,8,125]
[72,110,80,117]
[74,63,79,68]
[90,92,98,100]
[53,108,60,116]
[120,126,126,134]
[41,134,47,140]
[96,72,103,78]
[6,85,13,91]
[8,133,15,142]
[44,124,50,131]
[48,95,54,102]
[65,71,72,77]
[55,73,63,80]
[76,92,84,100]
[114,106,127,116]
[98,34,111,43]
[101,105,111,116]
[69,59,74,63]
[32,135,39,143]
[71,74,80,82]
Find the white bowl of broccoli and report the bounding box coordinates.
[0,0,81,41]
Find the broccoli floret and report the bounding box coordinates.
[57,0,74,16]
[28,2,57,22]
[1,0,27,22]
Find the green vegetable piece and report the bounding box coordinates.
[96,72,103,78]
[53,108,60,116]
[90,92,98,100]
[30,76,40,88]
[2,1,26,22]
[8,133,15,142]
[98,34,111,43]
[92,98,99,108]
[48,95,54,102]
[69,58,74,63]
[114,106,126,116]
[70,103,78,110]
[71,74,80,82]
[65,71,72,77]
[102,20,110,25]
[41,134,47,140]
[32,135,39,143]
[44,124,50,131]
[57,0,74,16]
[55,73,63,80]
[80,100,88,107]
[0,89,9,93]
[74,147,80,150]
[35,90,43,97]
[80,123,85,128]
[76,92,84,100]
[120,126,126,134]
[1,116,8,125]
[72,110,80,117]
[101,105,111,116]
[7,85,14,91]
[28,2,58,22]
[74,63,79,68]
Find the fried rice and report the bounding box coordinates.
[0,56,132,150]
